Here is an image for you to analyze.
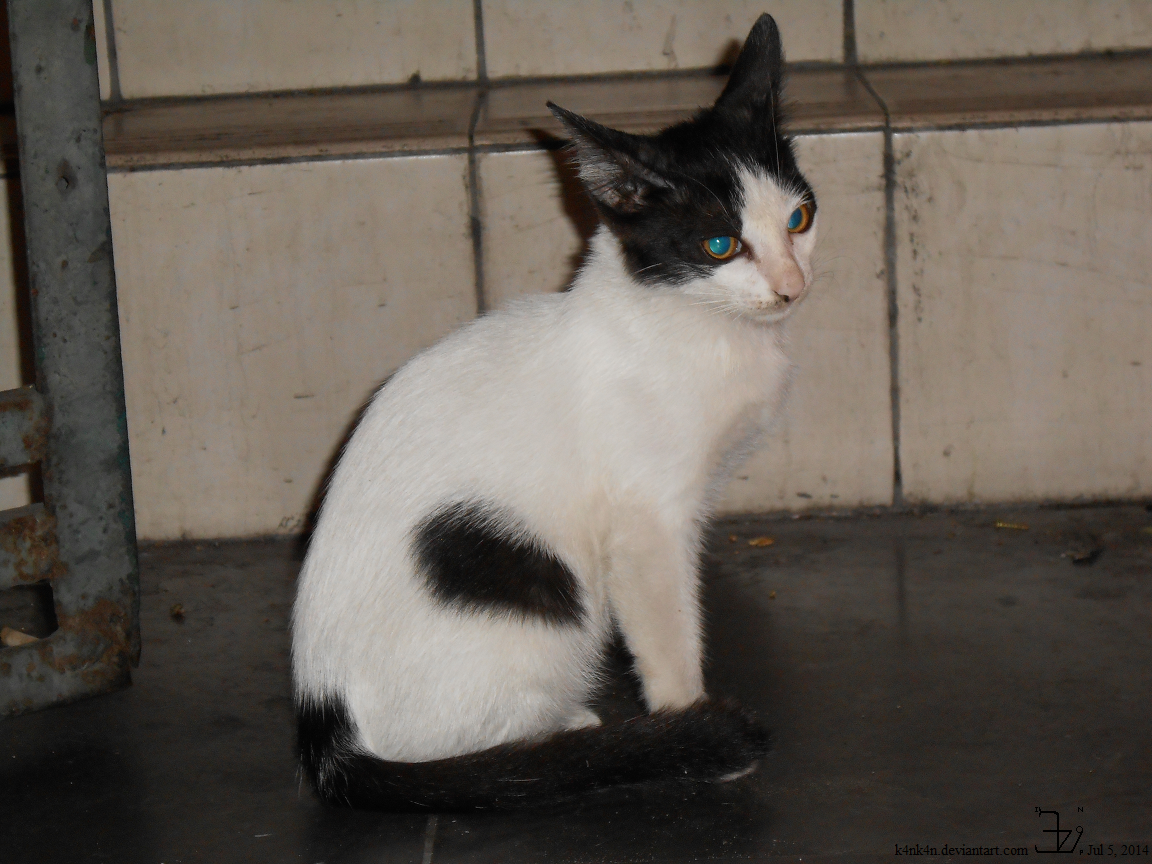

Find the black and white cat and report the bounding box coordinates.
[292,14,818,810]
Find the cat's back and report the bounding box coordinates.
[346,289,580,474]
[303,289,591,567]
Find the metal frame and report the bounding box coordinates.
[1,0,139,716]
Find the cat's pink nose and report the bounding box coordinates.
[772,260,805,302]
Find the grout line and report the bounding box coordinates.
[842,0,857,66]
[90,48,1152,113]
[466,93,488,314]
[138,496,1152,546]
[853,46,1152,74]
[472,0,488,83]
[422,814,439,864]
[886,113,1152,134]
[100,0,122,103]
[92,48,1152,115]
[882,131,903,507]
[101,79,482,113]
[856,69,903,507]
[467,0,490,315]
[105,146,475,174]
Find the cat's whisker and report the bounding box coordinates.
[689,299,735,317]
[771,90,782,175]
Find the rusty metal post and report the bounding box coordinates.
[1,0,139,716]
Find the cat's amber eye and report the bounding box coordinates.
[703,235,741,260]
[786,202,814,234]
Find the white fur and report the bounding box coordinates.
[291,169,817,762]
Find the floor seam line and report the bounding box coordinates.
[422,814,439,864]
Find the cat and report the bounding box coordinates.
[291,13,818,811]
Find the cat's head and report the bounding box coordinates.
[549,14,817,323]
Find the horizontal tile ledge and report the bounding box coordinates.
[868,51,1152,131]
[474,67,884,146]
[101,53,1152,171]
[102,86,479,171]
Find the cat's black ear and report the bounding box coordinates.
[547,102,672,214]
[714,13,785,114]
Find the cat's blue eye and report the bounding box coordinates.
[787,202,814,234]
[703,236,741,260]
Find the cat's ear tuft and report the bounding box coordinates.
[714,13,785,114]
[547,102,671,214]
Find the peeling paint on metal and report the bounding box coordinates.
[0,505,63,587]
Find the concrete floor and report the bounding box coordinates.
[3,505,1151,862]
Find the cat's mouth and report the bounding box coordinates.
[742,286,810,322]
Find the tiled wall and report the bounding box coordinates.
[94,0,843,100]
[98,114,1151,540]
[480,0,843,77]
[89,1,1152,103]
[856,0,1152,63]
[895,122,1152,504]
[2,3,1150,538]
[99,0,479,98]
[109,157,477,539]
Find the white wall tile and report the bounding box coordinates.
[111,0,478,98]
[92,0,113,101]
[895,123,1152,504]
[482,0,842,79]
[109,156,476,540]
[0,179,32,510]
[478,150,595,309]
[857,0,1152,63]
[719,133,893,513]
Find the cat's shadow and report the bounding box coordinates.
[534,133,601,285]
[586,629,647,721]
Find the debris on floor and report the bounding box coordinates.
[1062,544,1104,565]
[1,626,39,647]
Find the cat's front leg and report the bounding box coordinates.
[605,508,705,711]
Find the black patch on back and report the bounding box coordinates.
[413,501,584,626]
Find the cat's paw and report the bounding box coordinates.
[689,698,772,777]
[642,678,706,713]
[644,697,771,782]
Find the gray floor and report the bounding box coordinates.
[3,505,1151,862]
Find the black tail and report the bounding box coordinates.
[297,695,769,811]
